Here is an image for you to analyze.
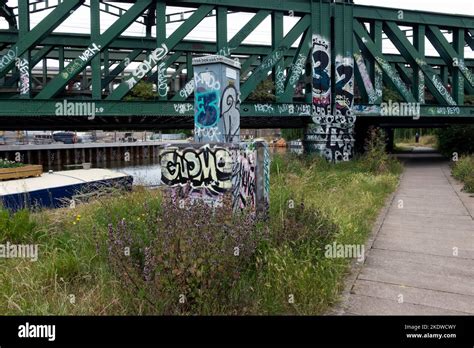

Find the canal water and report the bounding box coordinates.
[90,147,295,187]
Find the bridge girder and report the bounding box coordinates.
[0,0,472,124]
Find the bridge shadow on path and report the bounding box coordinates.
[336,150,474,315]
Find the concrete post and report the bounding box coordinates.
[192,55,241,143]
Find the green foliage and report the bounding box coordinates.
[361,127,403,174]
[452,156,474,193]
[465,95,474,106]
[247,78,275,102]
[0,159,24,169]
[382,86,403,103]
[281,128,304,142]
[436,125,474,157]
[124,81,156,101]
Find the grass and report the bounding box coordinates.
[452,155,474,194]
[0,154,402,315]
[395,135,438,150]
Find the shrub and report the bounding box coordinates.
[361,127,402,174]
[105,194,265,314]
[0,158,24,169]
[452,156,474,193]
[436,125,474,157]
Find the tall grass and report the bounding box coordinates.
[452,156,474,193]
[0,151,401,315]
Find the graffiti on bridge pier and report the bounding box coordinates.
[312,35,332,117]
[160,143,269,212]
[220,85,241,143]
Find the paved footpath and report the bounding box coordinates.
[339,153,474,315]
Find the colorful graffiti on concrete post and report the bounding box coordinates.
[160,144,233,204]
[160,142,269,214]
[193,67,241,143]
[309,36,355,163]
[220,85,240,143]
[231,146,257,210]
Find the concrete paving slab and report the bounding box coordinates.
[351,280,474,314]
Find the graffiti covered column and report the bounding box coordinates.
[192,55,241,143]
[304,0,332,158]
[305,0,356,162]
[332,1,355,162]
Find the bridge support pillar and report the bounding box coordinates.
[159,55,270,217]
[305,0,355,163]
[192,55,241,143]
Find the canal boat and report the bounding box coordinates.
[0,168,133,211]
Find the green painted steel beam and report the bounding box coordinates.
[383,21,458,106]
[466,30,474,50]
[353,36,377,104]
[0,31,310,58]
[281,29,310,102]
[0,0,84,78]
[413,25,425,103]
[354,20,415,103]
[0,99,473,119]
[108,4,214,101]
[91,0,102,99]
[36,0,154,100]
[216,7,227,52]
[17,0,30,98]
[452,28,465,104]
[240,14,310,101]
[370,20,383,104]
[157,0,311,13]
[272,11,284,101]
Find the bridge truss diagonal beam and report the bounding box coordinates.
[383,21,458,106]
[353,20,415,103]
[426,25,474,91]
[108,4,215,101]
[36,0,154,100]
[0,0,84,78]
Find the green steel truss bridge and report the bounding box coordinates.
[0,0,473,135]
